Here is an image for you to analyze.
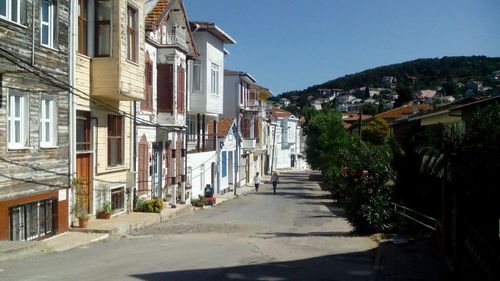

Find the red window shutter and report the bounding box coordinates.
[141,57,153,111]
[177,66,185,113]
[138,136,148,192]
[176,137,182,182]
[241,118,249,138]
[254,120,259,142]
[165,141,172,183]
[157,64,174,113]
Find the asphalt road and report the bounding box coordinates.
[0,170,378,281]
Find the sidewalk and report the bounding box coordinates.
[0,184,252,263]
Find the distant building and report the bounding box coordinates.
[279,98,291,107]
[417,89,437,101]
[381,76,397,89]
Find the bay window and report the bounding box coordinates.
[95,0,111,57]
[77,0,88,55]
[127,5,137,62]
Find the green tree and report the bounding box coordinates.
[394,86,413,107]
[362,103,378,116]
[361,117,390,145]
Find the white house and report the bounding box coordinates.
[135,0,197,205]
[186,21,235,199]
[213,117,239,194]
[269,108,299,171]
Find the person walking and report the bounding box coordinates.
[253,172,261,192]
[271,171,280,194]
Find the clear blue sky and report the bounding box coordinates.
[184,0,500,95]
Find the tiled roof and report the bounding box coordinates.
[218,117,235,138]
[207,117,235,138]
[145,0,169,30]
[270,108,292,118]
[376,102,430,121]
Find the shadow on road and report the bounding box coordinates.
[131,249,376,281]
[256,231,353,238]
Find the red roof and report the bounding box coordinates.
[145,0,170,31]
[376,102,430,122]
[207,117,235,138]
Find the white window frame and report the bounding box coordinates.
[7,91,29,149]
[0,0,21,24]
[40,96,57,147]
[40,0,54,48]
[210,62,219,95]
[192,60,201,92]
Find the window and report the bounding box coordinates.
[40,96,57,147]
[210,63,219,95]
[95,0,111,57]
[126,6,137,62]
[192,60,201,92]
[10,199,55,241]
[107,115,123,167]
[221,151,227,177]
[7,91,28,149]
[77,0,88,55]
[40,0,54,47]
[0,0,25,24]
[76,111,91,151]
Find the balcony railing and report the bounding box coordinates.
[167,28,188,51]
[241,138,256,150]
[187,135,216,153]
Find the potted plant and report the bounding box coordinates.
[96,201,112,219]
[72,206,90,228]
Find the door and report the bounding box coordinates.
[152,142,163,198]
[76,153,92,214]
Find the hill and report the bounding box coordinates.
[276,56,500,103]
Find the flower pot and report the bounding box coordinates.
[97,212,111,219]
[79,218,89,228]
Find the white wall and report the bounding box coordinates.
[189,31,225,115]
[223,75,239,117]
[187,151,217,199]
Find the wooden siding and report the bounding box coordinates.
[91,0,145,101]
[76,55,91,109]
[93,101,132,175]
[0,0,70,240]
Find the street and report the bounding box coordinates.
[0,170,378,281]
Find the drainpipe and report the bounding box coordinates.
[68,0,77,226]
[131,101,137,213]
[31,0,35,65]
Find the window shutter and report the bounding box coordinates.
[138,136,148,192]
[157,64,173,113]
[241,118,249,138]
[254,119,259,141]
[141,56,153,111]
[177,65,185,113]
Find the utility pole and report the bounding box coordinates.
[358,105,363,140]
[234,86,240,196]
[270,123,277,173]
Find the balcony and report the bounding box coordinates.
[166,28,188,51]
[241,138,256,150]
[241,100,260,112]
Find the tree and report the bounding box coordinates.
[394,86,413,107]
[361,117,390,145]
[362,103,378,116]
